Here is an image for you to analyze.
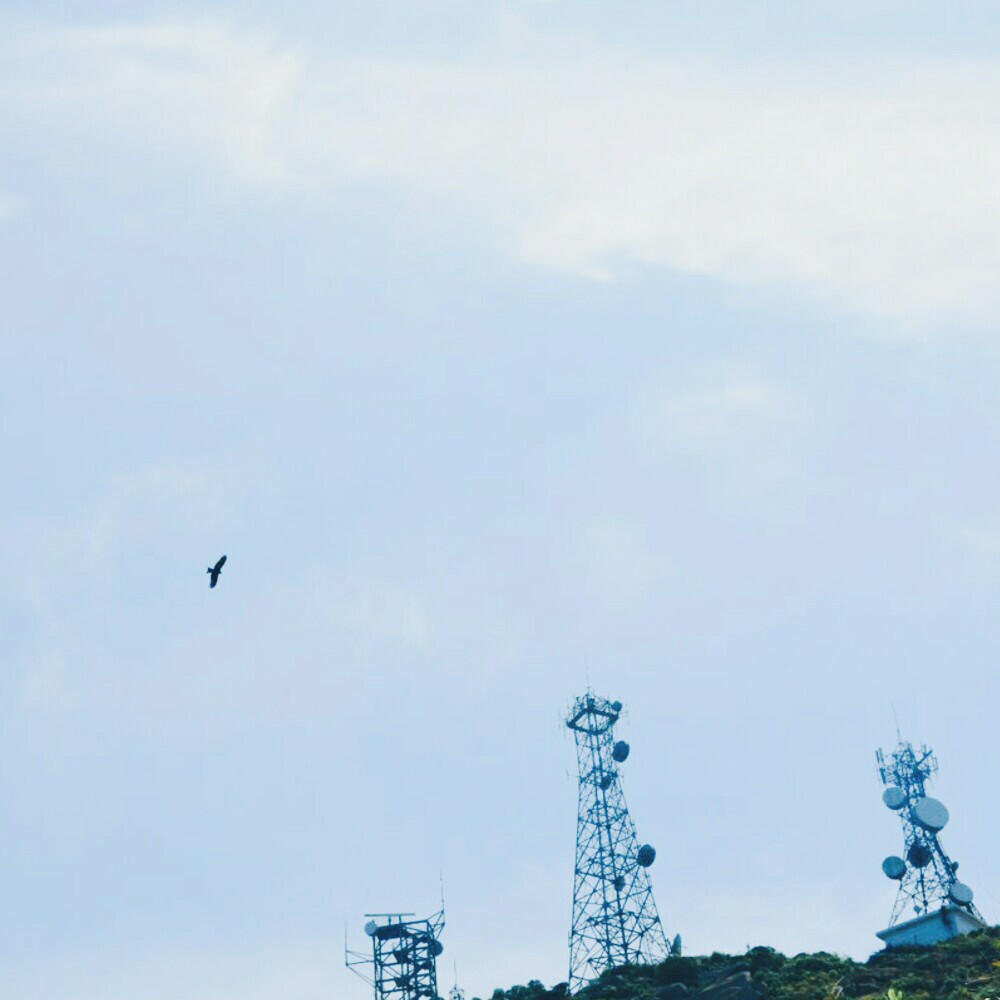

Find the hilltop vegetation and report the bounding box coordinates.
[476,926,1000,1000]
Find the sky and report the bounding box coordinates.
[2,2,1000,998]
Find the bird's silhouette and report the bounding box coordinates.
[207,554,227,589]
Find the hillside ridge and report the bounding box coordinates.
[476,926,1000,1000]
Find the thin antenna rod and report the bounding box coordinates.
[891,703,902,742]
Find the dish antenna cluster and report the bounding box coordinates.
[346,909,445,1000]
[566,693,674,992]
[876,736,982,928]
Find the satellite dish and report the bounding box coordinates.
[430,939,444,957]
[637,844,656,867]
[600,773,614,790]
[613,875,625,891]
[912,797,949,832]
[612,741,630,763]
[907,843,932,868]
[882,787,906,810]
[364,921,378,937]
[949,882,974,906]
[882,856,907,880]
[611,701,622,712]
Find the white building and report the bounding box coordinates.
[877,906,988,949]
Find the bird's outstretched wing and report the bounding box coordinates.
[208,554,227,589]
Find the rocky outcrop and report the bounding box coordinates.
[657,970,752,1000]
[693,971,753,1000]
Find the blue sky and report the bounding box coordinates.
[3,3,1000,998]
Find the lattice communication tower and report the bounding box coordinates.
[566,693,672,992]
[347,909,445,1000]
[877,737,981,926]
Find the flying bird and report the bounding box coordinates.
[207,554,227,589]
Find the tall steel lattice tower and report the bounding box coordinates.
[877,736,983,931]
[346,910,445,1000]
[566,693,673,993]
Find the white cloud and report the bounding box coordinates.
[7,19,1000,321]
[635,376,780,452]
[327,578,435,649]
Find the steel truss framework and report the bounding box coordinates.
[566,693,669,993]
[347,910,445,1000]
[877,739,982,926]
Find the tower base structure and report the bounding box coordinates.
[877,906,988,949]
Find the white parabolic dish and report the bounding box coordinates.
[912,796,949,832]
[949,882,975,905]
[882,855,907,880]
[883,787,906,810]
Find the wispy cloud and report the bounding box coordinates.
[6,19,1000,321]
[0,192,21,220]
[11,21,303,186]
[634,375,781,452]
[576,518,670,612]
[943,511,1000,576]
[13,457,219,595]
[3,456,225,711]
